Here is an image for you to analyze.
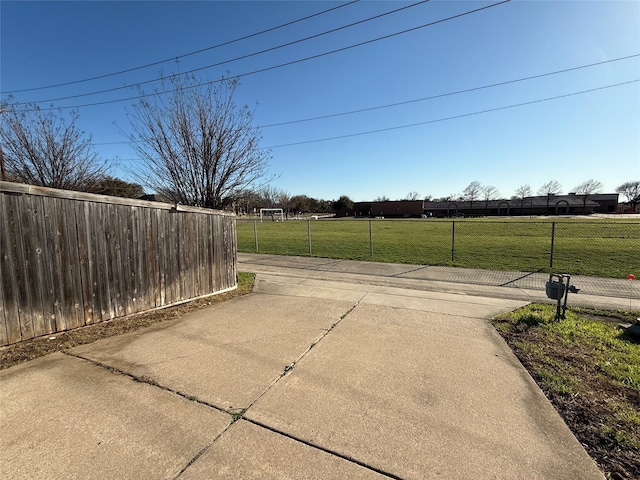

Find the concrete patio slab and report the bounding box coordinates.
[70,294,355,411]
[2,269,610,479]
[0,352,230,480]
[246,302,604,480]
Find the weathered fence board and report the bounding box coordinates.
[0,181,237,346]
[32,195,54,335]
[76,200,95,324]
[0,194,21,345]
[15,194,36,340]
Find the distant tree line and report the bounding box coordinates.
[337,179,640,215]
[230,187,335,215]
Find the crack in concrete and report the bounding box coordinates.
[63,295,398,479]
[242,295,366,415]
[62,351,246,479]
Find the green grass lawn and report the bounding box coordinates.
[237,218,640,278]
[491,304,640,478]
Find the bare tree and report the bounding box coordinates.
[0,101,108,191]
[256,185,287,208]
[434,195,455,202]
[254,185,288,219]
[482,185,499,209]
[463,181,482,210]
[88,176,145,198]
[373,195,390,202]
[405,191,420,201]
[226,188,260,215]
[616,180,640,212]
[127,74,271,209]
[573,179,602,213]
[538,180,562,210]
[514,184,532,212]
[514,184,532,200]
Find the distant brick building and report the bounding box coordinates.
[336,200,424,218]
[334,194,621,218]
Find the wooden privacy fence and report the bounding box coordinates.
[0,181,237,346]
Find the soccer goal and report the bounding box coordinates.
[259,208,284,222]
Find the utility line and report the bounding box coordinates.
[262,79,639,149]
[258,54,640,128]
[15,0,511,112]
[91,54,639,146]
[96,79,638,152]
[2,0,360,94]
[25,0,431,105]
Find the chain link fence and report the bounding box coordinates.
[236,219,640,280]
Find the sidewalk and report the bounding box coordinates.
[238,252,640,310]
[1,258,608,479]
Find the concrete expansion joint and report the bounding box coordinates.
[58,297,394,480]
[498,269,543,287]
[173,423,234,479]
[239,299,366,431]
[60,348,405,480]
[318,259,345,269]
[313,297,363,344]
[62,351,244,479]
[62,351,226,413]
[390,265,430,277]
[243,417,406,480]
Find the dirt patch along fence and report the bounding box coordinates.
[0,181,237,346]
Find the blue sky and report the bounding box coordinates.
[2,0,639,202]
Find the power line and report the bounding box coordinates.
[262,79,639,149]
[25,0,431,105]
[102,79,639,155]
[258,54,640,128]
[1,1,360,95]
[15,0,511,112]
[90,54,639,146]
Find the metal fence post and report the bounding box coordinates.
[451,221,456,262]
[308,219,312,254]
[549,221,556,269]
[369,219,373,257]
[254,219,258,252]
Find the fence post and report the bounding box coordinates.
[549,221,556,269]
[254,219,258,252]
[369,219,373,257]
[308,219,312,255]
[451,221,456,262]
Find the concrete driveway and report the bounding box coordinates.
[0,270,605,479]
